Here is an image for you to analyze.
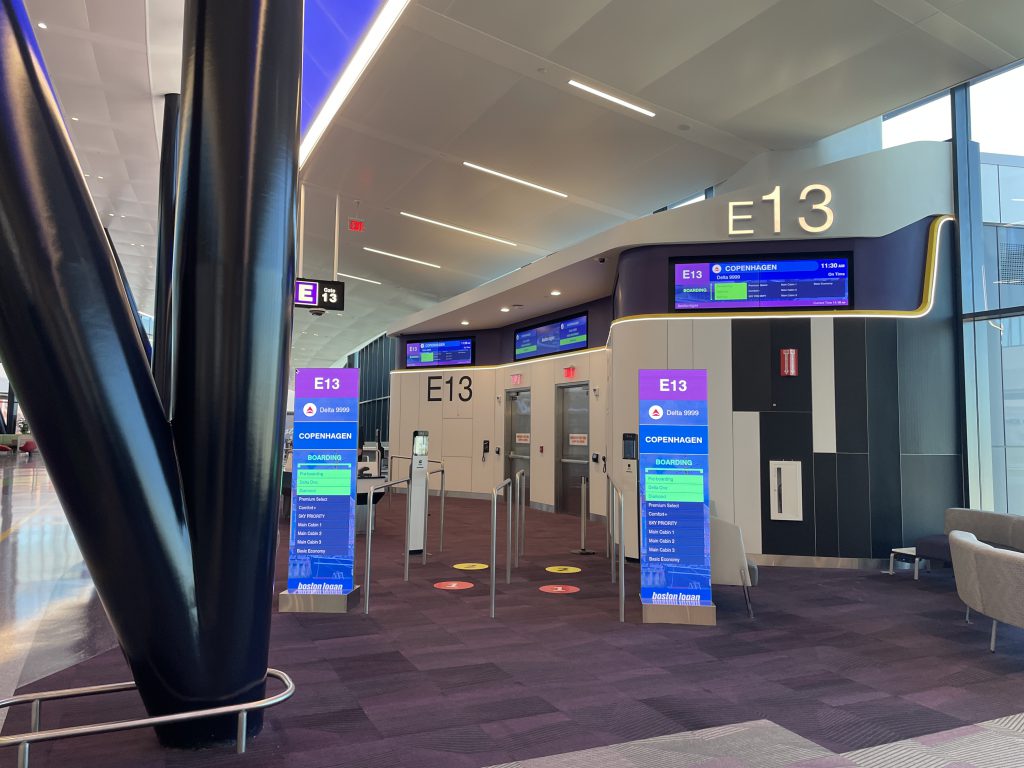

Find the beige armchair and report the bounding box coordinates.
[950,530,1024,652]
[710,515,758,619]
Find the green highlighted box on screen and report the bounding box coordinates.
[296,467,352,496]
[645,472,704,503]
[516,344,537,355]
[560,334,586,346]
[714,282,748,301]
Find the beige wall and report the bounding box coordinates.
[389,347,609,514]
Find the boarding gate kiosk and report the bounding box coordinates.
[407,430,429,553]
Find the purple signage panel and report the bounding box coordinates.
[294,279,318,306]
[287,367,359,595]
[638,369,711,607]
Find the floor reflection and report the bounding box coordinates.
[0,456,116,731]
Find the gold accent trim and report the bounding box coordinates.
[610,214,955,325]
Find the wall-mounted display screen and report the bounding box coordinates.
[514,313,588,361]
[405,338,474,368]
[672,254,851,311]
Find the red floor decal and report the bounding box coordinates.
[434,580,474,590]
[539,584,580,594]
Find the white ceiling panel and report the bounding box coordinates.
[438,0,610,58]
[725,26,989,148]
[549,0,781,94]
[641,0,914,128]
[342,25,522,153]
[944,0,1024,57]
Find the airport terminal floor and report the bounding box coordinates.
[4,456,1024,767]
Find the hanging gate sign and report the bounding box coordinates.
[286,368,359,598]
[638,369,712,611]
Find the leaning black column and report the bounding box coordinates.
[152,93,179,414]
[166,0,301,745]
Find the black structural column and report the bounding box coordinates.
[152,93,179,414]
[0,0,204,718]
[167,0,301,744]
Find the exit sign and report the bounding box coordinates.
[348,218,364,232]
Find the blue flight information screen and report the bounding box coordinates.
[514,314,588,361]
[406,338,474,368]
[674,255,850,311]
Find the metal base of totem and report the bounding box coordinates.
[642,603,716,626]
[278,585,360,613]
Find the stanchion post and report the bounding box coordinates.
[236,710,247,754]
[364,484,377,615]
[490,489,498,618]
[605,475,611,559]
[439,469,446,553]
[404,479,412,582]
[618,488,626,622]
[506,485,513,584]
[610,485,617,584]
[572,475,594,554]
[518,471,526,558]
[513,473,520,568]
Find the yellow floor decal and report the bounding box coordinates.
[453,563,489,571]
[545,565,582,574]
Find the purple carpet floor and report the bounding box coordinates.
[3,497,1023,767]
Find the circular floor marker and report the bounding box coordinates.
[539,584,580,594]
[434,580,475,590]
[545,565,582,574]
[453,562,489,571]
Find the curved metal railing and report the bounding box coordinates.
[0,668,295,766]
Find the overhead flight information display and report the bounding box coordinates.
[406,338,474,368]
[673,255,850,311]
[514,313,588,361]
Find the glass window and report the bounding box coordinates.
[882,94,951,148]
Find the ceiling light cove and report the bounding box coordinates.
[460,320,469,326]
[550,289,562,296]
[298,0,411,169]
[567,79,655,118]
[462,161,567,199]
[338,271,382,285]
[363,246,441,269]
[500,307,510,313]
[399,211,517,247]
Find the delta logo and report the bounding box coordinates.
[302,403,317,417]
[648,404,664,420]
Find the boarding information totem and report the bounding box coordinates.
[287,368,359,595]
[638,369,712,607]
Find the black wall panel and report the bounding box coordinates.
[769,319,812,412]
[901,454,963,543]
[732,320,773,412]
[834,319,868,454]
[837,453,872,557]
[866,321,902,556]
[813,453,839,557]
[759,411,815,555]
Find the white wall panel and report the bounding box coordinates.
[732,411,762,554]
[530,359,556,508]
[588,351,608,519]
[609,319,667,558]
[470,369,497,494]
[811,318,837,454]
[443,418,473,458]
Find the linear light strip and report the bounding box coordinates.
[567,79,655,117]
[363,246,440,269]
[299,0,411,169]
[462,161,567,198]
[338,271,382,285]
[399,212,517,247]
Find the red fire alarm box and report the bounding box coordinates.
[780,348,799,377]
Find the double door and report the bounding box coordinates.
[556,384,589,515]
[505,389,531,503]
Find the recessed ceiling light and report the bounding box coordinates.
[460,320,469,326]
[84,173,90,177]
[299,0,411,168]
[399,212,516,247]
[70,116,79,122]
[362,246,440,269]
[462,161,567,198]
[567,79,655,117]
[107,213,114,217]
[36,22,47,29]
[550,289,561,296]
[120,214,126,218]
[500,307,510,313]
[97,176,104,180]
[338,271,382,285]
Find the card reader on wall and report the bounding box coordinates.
[769,460,803,521]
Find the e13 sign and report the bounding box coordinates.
[287,368,359,596]
[638,369,712,608]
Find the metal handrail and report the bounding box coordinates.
[364,477,410,614]
[0,668,294,766]
[490,478,512,618]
